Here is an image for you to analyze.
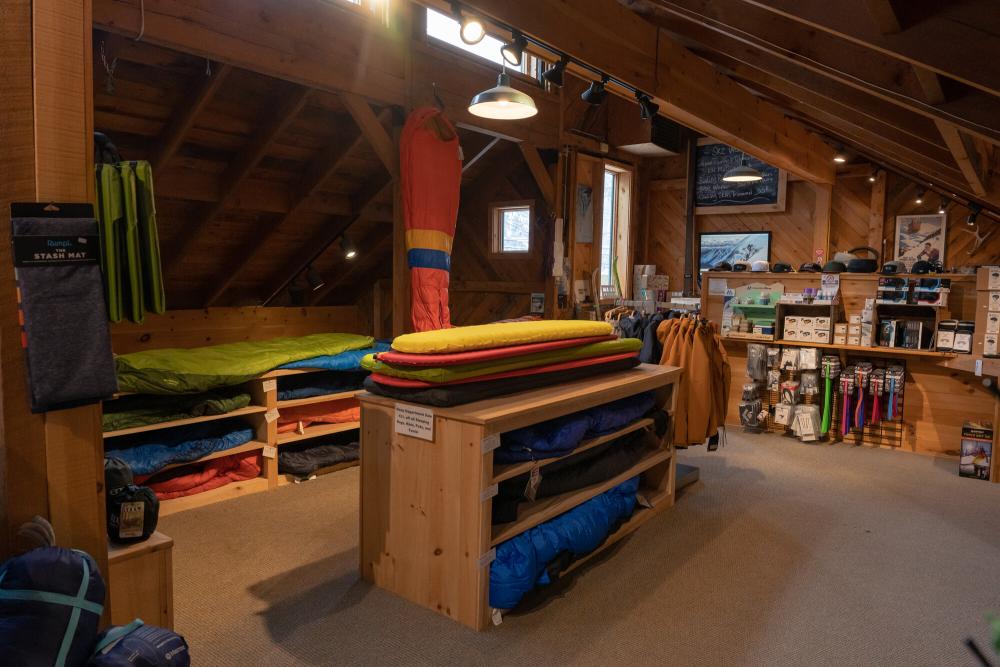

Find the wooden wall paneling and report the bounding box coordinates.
[867,170,887,255]
[829,177,871,259]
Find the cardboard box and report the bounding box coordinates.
[814,330,831,343]
[847,335,861,346]
[783,328,798,341]
[833,334,847,345]
[834,323,848,334]
[960,421,993,480]
[849,314,862,324]
[784,316,800,327]
[814,317,831,329]
[848,324,862,336]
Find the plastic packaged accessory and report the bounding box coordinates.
[800,370,819,395]
[766,347,781,369]
[779,348,800,371]
[798,347,819,370]
[746,344,767,381]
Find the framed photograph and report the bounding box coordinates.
[894,213,946,269]
[698,231,772,272]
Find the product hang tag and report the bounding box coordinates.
[263,445,277,459]
[118,501,145,539]
[265,408,279,423]
[491,607,503,626]
[525,464,541,502]
[262,379,277,393]
[12,234,100,266]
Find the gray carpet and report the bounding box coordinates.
[160,433,1000,666]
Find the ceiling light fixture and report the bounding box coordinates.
[915,188,926,205]
[453,3,485,45]
[636,91,659,120]
[306,265,325,292]
[868,168,879,183]
[468,70,538,120]
[581,76,609,105]
[938,197,949,215]
[541,56,567,88]
[500,31,526,67]
[833,152,847,164]
[722,153,763,183]
[341,236,358,260]
[967,203,982,226]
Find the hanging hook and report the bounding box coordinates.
[99,40,118,94]
[205,58,212,77]
[134,0,146,42]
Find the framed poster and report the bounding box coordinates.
[694,139,787,215]
[698,231,772,272]
[893,213,946,269]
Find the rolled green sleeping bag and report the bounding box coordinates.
[131,160,166,315]
[95,163,124,323]
[118,162,146,323]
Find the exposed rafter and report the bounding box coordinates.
[163,87,310,272]
[518,142,555,210]
[341,94,398,177]
[462,136,501,174]
[935,121,991,198]
[309,233,393,306]
[150,63,231,172]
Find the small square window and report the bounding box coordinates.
[491,202,533,254]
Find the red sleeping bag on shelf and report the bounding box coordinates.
[276,398,360,434]
[140,451,261,500]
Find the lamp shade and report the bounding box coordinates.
[721,164,764,183]
[468,72,537,120]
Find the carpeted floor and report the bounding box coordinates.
[160,433,1000,666]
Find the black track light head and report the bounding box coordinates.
[967,203,982,226]
[501,31,526,67]
[541,57,567,88]
[452,2,485,45]
[306,265,325,292]
[341,235,358,260]
[582,76,608,105]
[636,91,659,120]
[915,187,926,205]
[938,197,949,215]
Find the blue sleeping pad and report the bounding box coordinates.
[489,477,639,610]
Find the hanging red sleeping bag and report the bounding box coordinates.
[400,107,462,332]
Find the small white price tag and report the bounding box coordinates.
[263,445,277,459]
[478,548,496,568]
[480,484,498,502]
[491,608,503,626]
[265,408,279,423]
[481,433,500,453]
[976,359,983,377]
[525,465,541,502]
[394,403,434,441]
[262,379,277,393]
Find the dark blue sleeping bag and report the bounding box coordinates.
[489,477,639,610]
[104,419,254,476]
[0,547,105,667]
[496,392,656,463]
[90,620,190,666]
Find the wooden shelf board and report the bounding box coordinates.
[157,476,270,517]
[277,460,359,486]
[276,421,360,445]
[722,332,775,341]
[490,446,673,546]
[260,367,327,378]
[360,364,681,433]
[723,337,957,358]
[491,418,655,485]
[276,389,361,408]
[151,440,268,475]
[103,405,268,439]
[704,271,975,282]
[559,493,667,578]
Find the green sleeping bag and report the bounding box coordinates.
[131,161,166,315]
[361,337,641,383]
[116,333,375,394]
[95,164,124,322]
[103,388,251,432]
[118,162,145,323]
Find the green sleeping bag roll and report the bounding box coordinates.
[118,162,146,323]
[131,161,166,315]
[95,164,124,322]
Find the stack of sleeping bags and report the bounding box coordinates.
[102,386,251,432]
[104,419,254,479]
[139,450,261,500]
[361,321,643,407]
[278,431,360,479]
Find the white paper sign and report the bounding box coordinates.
[797,413,817,441]
[989,268,1000,290]
[708,278,727,296]
[262,379,277,393]
[989,292,1000,312]
[264,408,279,423]
[263,445,277,459]
[394,403,435,441]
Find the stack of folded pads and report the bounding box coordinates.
[361,320,643,407]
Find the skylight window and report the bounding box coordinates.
[425,8,540,78]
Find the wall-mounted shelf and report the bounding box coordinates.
[722,336,957,359]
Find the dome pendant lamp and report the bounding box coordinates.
[722,152,763,183]
[468,69,538,120]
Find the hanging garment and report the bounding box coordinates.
[117,162,145,323]
[401,107,462,332]
[95,164,124,322]
[131,161,166,315]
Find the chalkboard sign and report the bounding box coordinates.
[694,141,786,214]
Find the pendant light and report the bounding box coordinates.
[468,70,537,120]
[722,153,763,183]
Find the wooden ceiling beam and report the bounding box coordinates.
[737,0,1000,99]
[341,94,397,177]
[935,121,991,198]
[463,0,836,183]
[636,0,1000,145]
[462,136,501,174]
[163,87,310,273]
[149,63,231,172]
[202,107,393,307]
[518,142,555,210]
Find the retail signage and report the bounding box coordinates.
[394,403,434,441]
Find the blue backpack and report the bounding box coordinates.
[90,620,190,667]
[0,547,106,667]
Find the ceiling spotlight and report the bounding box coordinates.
[915,188,926,205]
[468,70,538,120]
[722,153,763,183]
[833,152,847,164]
[967,203,982,226]
[868,168,879,183]
[541,56,567,88]
[581,76,608,105]
[341,235,358,260]
[500,31,526,67]
[306,265,325,292]
[636,92,659,120]
[938,197,949,215]
[453,3,485,45]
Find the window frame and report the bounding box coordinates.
[490,200,535,256]
[595,160,635,296]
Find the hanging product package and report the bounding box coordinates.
[10,203,119,412]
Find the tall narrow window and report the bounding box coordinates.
[491,201,533,254]
[600,169,618,287]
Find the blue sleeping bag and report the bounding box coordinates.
[278,341,391,371]
[0,547,105,667]
[104,420,254,476]
[489,477,639,610]
[276,371,368,401]
[90,620,190,666]
[496,392,656,463]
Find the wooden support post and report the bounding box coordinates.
[683,134,697,296]
[342,94,398,177]
[868,169,887,257]
[812,182,833,265]
[993,394,1000,484]
[392,123,409,336]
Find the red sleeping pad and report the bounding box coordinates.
[369,352,640,388]
[374,335,616,367]
[141,451,261,500]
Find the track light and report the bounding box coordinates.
[868,168,879,183]
[541,56,567,88]
[341,236,358,260]
[306,265,325,292]
[833,148,847,163]
[581,76,608,105]
[967,203,982,226]
[938,197,949,215]
[452,3,485,45]
[915,188,925,205]
[500,31,526,67]
[468,70,538,120]
[636,91,659,120]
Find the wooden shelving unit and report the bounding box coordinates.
[722,336,958,359]
[358,363,682,631]
[102,405,269,439]
[276,421,359,445]
[276,389,362,408]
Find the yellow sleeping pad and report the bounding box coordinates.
[390,320,613,354]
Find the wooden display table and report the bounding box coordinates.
[358,363,682,630]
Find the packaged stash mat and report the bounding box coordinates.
[10,203,118,411]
